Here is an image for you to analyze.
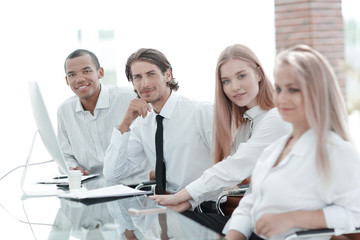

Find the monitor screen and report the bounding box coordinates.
[28,81,69,174]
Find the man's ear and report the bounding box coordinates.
[165,68,172,82]
[98,67,104,79]
[65,76,70,86]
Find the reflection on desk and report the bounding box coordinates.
[5,177,223,239]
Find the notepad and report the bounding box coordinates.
[59,184,152,200]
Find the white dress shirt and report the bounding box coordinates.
[224,129,360,239]
[186,106,292,208]
[103,92,214,193]
[57,85,151,185]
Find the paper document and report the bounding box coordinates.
[59,184,152,200]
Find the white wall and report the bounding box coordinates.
[0,0,276,176]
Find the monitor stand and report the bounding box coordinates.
[21,130,64,199]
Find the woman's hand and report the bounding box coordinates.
[150,195,191,212]
[166,201,192,212]
[150,189,192,206]
[150,194,180,206]
[225,230,246,240]
[149,189,193,212]
[255,212,294,238]
[255,210,325,239]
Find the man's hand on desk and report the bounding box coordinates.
[69,166,89,175]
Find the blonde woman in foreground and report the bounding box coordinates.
[224,45,360,240]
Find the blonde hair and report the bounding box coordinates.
[274,44,350,178]
[214,44,275,164]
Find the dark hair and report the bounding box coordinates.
[64,49,100,72]
[125,48,179,91]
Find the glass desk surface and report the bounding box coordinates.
[0,172,224,240]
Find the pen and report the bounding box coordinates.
[53,176,68,179]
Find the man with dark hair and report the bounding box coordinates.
[64,49,101,70]
[125,48,179,93]
[103,48,214,194]
[57,49,151,184]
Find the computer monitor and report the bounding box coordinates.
[23,82,98,198]
[27,81,69,174]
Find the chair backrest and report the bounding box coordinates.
[216,181,250,216]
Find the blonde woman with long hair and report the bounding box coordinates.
[224,45,360,240]
[151,44,291,232]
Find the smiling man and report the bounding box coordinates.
[57,49,151,184]
[103,48,214,195]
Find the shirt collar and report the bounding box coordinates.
[243,105,262,120]
[153,91,178,120]
[289,129,314,157]
[75,84,110,112]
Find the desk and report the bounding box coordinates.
[0,171,224,239]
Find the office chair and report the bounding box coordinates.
[284,228,360,240]
[215,184,249,216]
[135,180,157,194]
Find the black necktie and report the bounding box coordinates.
[155,115,166,194]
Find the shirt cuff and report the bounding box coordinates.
[185,178,208,203]
[222,215,252,237]
[68,162,78,169]
[189,199,201,210]
[323,205,356,235]
[64,157,79,169]
[110,126,131,147]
